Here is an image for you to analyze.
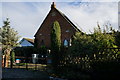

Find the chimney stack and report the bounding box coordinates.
[51,2,56,8]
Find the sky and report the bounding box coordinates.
[0,0,119,39]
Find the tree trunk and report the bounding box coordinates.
[4,49,11,68]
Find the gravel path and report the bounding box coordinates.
[2,68,49,80]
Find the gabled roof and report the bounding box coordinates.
[34,2,81,37]
[54,8,81,32]
[20,38,34,45]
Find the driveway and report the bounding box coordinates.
[2,68,49,80]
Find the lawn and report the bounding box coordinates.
[11,63,47,71]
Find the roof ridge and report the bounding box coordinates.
[54,8,81,32]
[34,4,82,37]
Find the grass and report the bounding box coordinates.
[12,63,47,71]
[15,63,26,66]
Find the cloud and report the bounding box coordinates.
[1,0,120,2]
[0,2,2,27]
[2,2,51,38]
[58,2,118,33]
[2,2,118,39]
[118,1,120,31]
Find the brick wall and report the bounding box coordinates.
[34,4,79,48]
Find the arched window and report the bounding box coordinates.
[64,39,68,47]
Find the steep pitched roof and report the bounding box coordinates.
[55,8,81,32]
[20,38,34,45]
[34,3,81,37]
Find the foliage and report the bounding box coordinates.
[0,18,20,52]
[0,18,20,67]
[69,32,95,57]
[50,21,61,73]
[92,24,116,49]
[14,47,38,63]
[14,47,36,57]
[11,50,15,63]
[115,31,120,47]
[37,46,47,55]
[51,21,61,51]
[56,24,119,79]
[90,59,120,80]
[15,63,26,66]
[14,46,47,59]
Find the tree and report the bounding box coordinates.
[51,21,61,51]
[92,24,116,49]
[59,23,118,79]
[68,24,116,59]
[11,51,15,63]
[70,32,95,57]
[0,18,20,67]
[115,31,120,47]
[50,21,61,73]
[10,50,15,68]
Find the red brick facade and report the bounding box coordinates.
[34,2,80,48]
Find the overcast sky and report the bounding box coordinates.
[0,0,119,39]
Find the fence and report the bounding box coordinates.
[15,56,47,64]
[6,56,47,71]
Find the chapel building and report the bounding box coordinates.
[34,2,81,48]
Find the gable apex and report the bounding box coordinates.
[51,2,56,9]
[34,3,81,37]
